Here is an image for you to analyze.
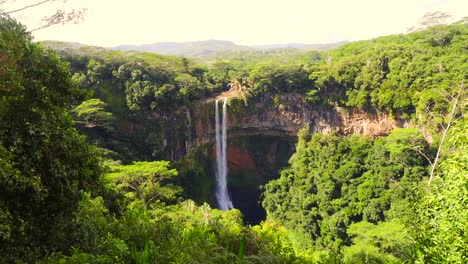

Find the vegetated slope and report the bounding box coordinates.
[110,39,349,58]
[3,17,318,264]
[42,23,467,162]
[42,39,348,62]
[250,41,349,50]
[1,17,103,261]
[112,39,252,57]
[263,128,429,260]
[2,14,467,263]
[306,23,467,119]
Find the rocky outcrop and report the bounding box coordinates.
[157,93,409,159]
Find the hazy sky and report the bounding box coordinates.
[7,0,468,47]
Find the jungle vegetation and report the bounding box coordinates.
[0,13,467,263]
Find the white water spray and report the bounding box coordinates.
[215,98,233,210]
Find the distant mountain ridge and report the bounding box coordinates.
[112,40,251,57]
[39,39,349,58]
[110,39,349,57]
[250,41,349,50]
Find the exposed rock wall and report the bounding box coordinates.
[156,93,409,159]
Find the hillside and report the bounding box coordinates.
[38,23,468,162]
[250,41,349,50]
[112,39,251,57]
[2,15,467,263]
[41,39,349,59]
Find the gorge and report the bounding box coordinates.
[151,92,409,223]
[156,93,408,161]
[2,16,466,262]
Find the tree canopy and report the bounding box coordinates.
[0,14,466,263]
[0,15,102,261]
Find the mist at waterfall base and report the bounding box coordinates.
[212,99,295,224]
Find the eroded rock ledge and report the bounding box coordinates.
[156,93,409,159]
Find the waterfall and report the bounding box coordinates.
[215,98,233,210]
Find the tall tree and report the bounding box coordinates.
[73,98,115,131]
[0,16,101,261]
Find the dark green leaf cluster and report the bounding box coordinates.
[262,127,430,259]
[44,23,466,163]
[413,116,468,263]
[248,63,313,97]
[0,16,102,261]
[62,50,229,114]
[308,23,467,117]
[1,14,466,263]
[41,197,324,264]
[72,98,115,131]
[0,18,326,263]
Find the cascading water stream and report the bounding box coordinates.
[215,98,233,210]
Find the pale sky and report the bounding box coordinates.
[6,0,468,47]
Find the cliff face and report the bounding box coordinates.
[148,93,410,223]
[158,93,409,159]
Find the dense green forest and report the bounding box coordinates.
[1,13,467,264]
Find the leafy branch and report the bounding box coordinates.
[2,0,52,14]
[0,0,87,32]
[428,81,465,184]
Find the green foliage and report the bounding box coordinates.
[248,63,313,96]
[343,220,410,263]
[73,98,115,131]
[205,60,241,92]
[64,48,215,114]
[251,220,308,263]
[0,16,102,261]
[57,46,231,161]
[413,116,468,263]
[174,145,214,203]
[206,48,323,69]
[2,15,467,264]
[47,22,467,163]
[307,23,467,117]
[105,160,180,209]
[262,127,428,259]
[31,161,321,263]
